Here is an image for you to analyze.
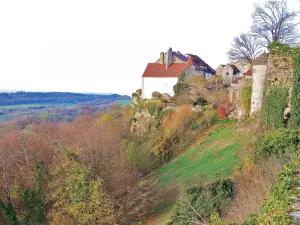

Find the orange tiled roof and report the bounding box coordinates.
[245,67,253,76]
[142,63,188,78]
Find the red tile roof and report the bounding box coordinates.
[186,56,194,67]
[142,63,187,78]
[245,67,253,76]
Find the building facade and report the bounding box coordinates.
[141,47,216,99]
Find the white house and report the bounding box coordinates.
[141,48,216,100]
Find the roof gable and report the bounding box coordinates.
[142,63,186,78]
[186,54,216,74]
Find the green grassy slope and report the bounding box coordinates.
[157,125,239,187]
[116,99,132,106]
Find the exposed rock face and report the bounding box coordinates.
[132,96,138,105]
[130,110,156,136]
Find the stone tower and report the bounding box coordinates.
[250,53,269,114]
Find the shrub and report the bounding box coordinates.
[290,51,300,128]
[145,102,163,116]
[209,179,234,213]
[262,86,288,129]
[242,214,258,225]
[122,139,159,174]
[50,152,116,224]
[173,73,190,97]
[189,109,217,131]
[222,158,284,224]
[0,202,19,225]
[210,213,229,225]
[201,109,218,126]
[162,105,192,137]
[136,89,142,95]
[152,91,162,100]
[193,97,208,107]
[241,86,252,117]
[18,161,47,225]
[255,163,296,224]
[255,128,300,158]
[132,92,139,98]
[169,180,234,224]
[189,118,200,130]
[100,114,113,122]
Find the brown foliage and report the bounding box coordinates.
[162,105,192,137]
[222,158,284,224]
[0,108,162,225]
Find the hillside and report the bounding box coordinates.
[0,91,131,125]
[0,91,130,106]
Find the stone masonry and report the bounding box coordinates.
[250,53,294,115]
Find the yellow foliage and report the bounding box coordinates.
[243,158,254,170]
[124,106,134,118]
[51,214,75,225]
[50,154,117,225]
[100,114,113,122]
[210,212,229,225]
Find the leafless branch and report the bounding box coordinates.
[228,33,264,64]
[1,152,10,201]
[251,0,299,46]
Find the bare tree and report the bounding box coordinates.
[228,33,264,64]
[251,0,299,46]
[1,152,10,202]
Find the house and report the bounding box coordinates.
[215,61,253,86]
[216,64,244,86]
[141,47,216,100]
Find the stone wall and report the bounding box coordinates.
[250,53,294,114]
[229,78,252,119]
[265,54,293,89]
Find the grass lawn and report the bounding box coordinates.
[116,99,132,106]
[145,99,162,103]
[36,112,56,118]
[0,103,76,109]
[157,124,240,187]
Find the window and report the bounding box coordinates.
[226,72,229,76]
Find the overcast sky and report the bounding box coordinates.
[0,0,299,95]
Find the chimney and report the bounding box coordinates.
[166,47,173,69]
[159,52,164,64]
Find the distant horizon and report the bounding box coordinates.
[0,89,124,96]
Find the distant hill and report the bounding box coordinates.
[0,91,131,106]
